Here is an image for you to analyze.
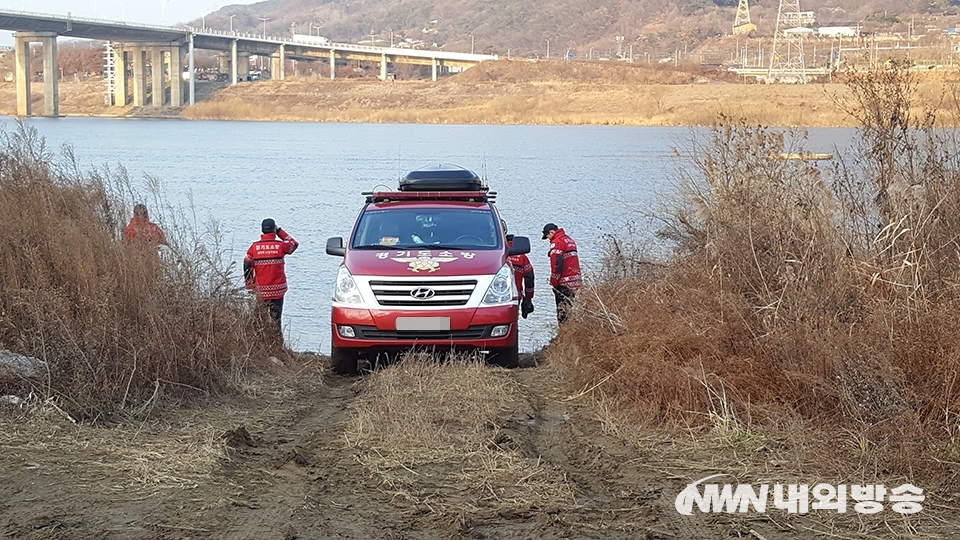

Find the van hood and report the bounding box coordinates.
[345,248,506,277]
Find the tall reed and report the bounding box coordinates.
[0,122,279,418]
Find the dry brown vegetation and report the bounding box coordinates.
[183,60,863,126]
[0,122,281,418]
[346,354,575,513]
[550,62,960,497]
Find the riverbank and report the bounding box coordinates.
[10,59,951,127]
[6,60,960,127]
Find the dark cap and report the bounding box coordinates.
[261,218,277,233]
[541,223,558,239]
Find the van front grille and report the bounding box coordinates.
[369,279,478,307]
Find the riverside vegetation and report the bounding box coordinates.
[1,62,960,538]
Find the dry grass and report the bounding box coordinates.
[548,62,960,496]
[345,352,574,510]
[0,122,281,419]
[0,397,229,489]
[182,76,861,126]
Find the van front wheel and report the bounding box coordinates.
[330,346,360,375]
[490,342,519,369]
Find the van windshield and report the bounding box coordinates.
[352,208,502,250]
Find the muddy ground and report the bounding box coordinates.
[0,352,954,539]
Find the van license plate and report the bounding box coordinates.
[395,317,450,331]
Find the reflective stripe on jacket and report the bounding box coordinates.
[548,228,582,289]
[243,231,299,300]
[508,252,535,299]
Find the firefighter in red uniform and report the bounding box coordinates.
[244,218,299,330]
[502,220,535,318]
[123,204,167,246]
[542,223,582,324]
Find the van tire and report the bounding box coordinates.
[490,342,519,369]
[330,346,360,375]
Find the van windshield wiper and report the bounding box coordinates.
[352,244,415,250]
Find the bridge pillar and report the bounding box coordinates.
[238,53,250,81]
[188,33,195,106]
[432,58,437,82]
[380,53,387,80]
[169,45,183,107]
[40,35,58,116]
[271,53,281,80]
[151,47,165,106]
[113,46,128,106]
[330,49,336,80]
[278,44,286,80]
[131,47,148,106]
[14,35,31,116]
[14,32,60,116]
[231,40,238,84]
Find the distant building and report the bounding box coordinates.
[818,26,857,38]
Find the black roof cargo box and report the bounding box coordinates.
[399,163,485,192]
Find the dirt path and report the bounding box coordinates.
[1,357,951,539]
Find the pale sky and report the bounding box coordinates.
[0,0,261,45]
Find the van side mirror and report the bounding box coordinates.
[326,237,346,257]
[507,235,530,255]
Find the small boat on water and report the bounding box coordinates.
[778,152,833,161]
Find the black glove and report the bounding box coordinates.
[521,298,534,318]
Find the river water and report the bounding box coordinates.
[7,117,855,353]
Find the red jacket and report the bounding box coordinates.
[507,238,534,300]
[547,228,582,289]
[124,216,166,245]
[243,229,299,300]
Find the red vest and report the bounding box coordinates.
[548,229,582,289]
[508,252,535,299]
[244,232,299,300]
[124,216,166,245]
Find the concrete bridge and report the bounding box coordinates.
[0,9,498,117]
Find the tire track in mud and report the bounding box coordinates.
[475,368,677,539]
[207,364,721,539]
[208,373,466,539]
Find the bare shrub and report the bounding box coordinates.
[0,122,279,419]
[550,64,960,485]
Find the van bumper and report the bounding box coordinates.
[331,304,518,353]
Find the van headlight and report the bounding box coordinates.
[482,264,516,305]
[333,266,364,304]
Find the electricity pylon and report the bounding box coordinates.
[733,0,756,35]
[768,0,806,81]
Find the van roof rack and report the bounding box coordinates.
[398,163,487,192]
[363,190,496,204]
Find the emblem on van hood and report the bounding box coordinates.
[392,254,459,273]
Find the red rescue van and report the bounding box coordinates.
[325,164,532,374]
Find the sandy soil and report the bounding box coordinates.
[2,352,954,539]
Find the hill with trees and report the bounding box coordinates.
[195,0,960,58]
